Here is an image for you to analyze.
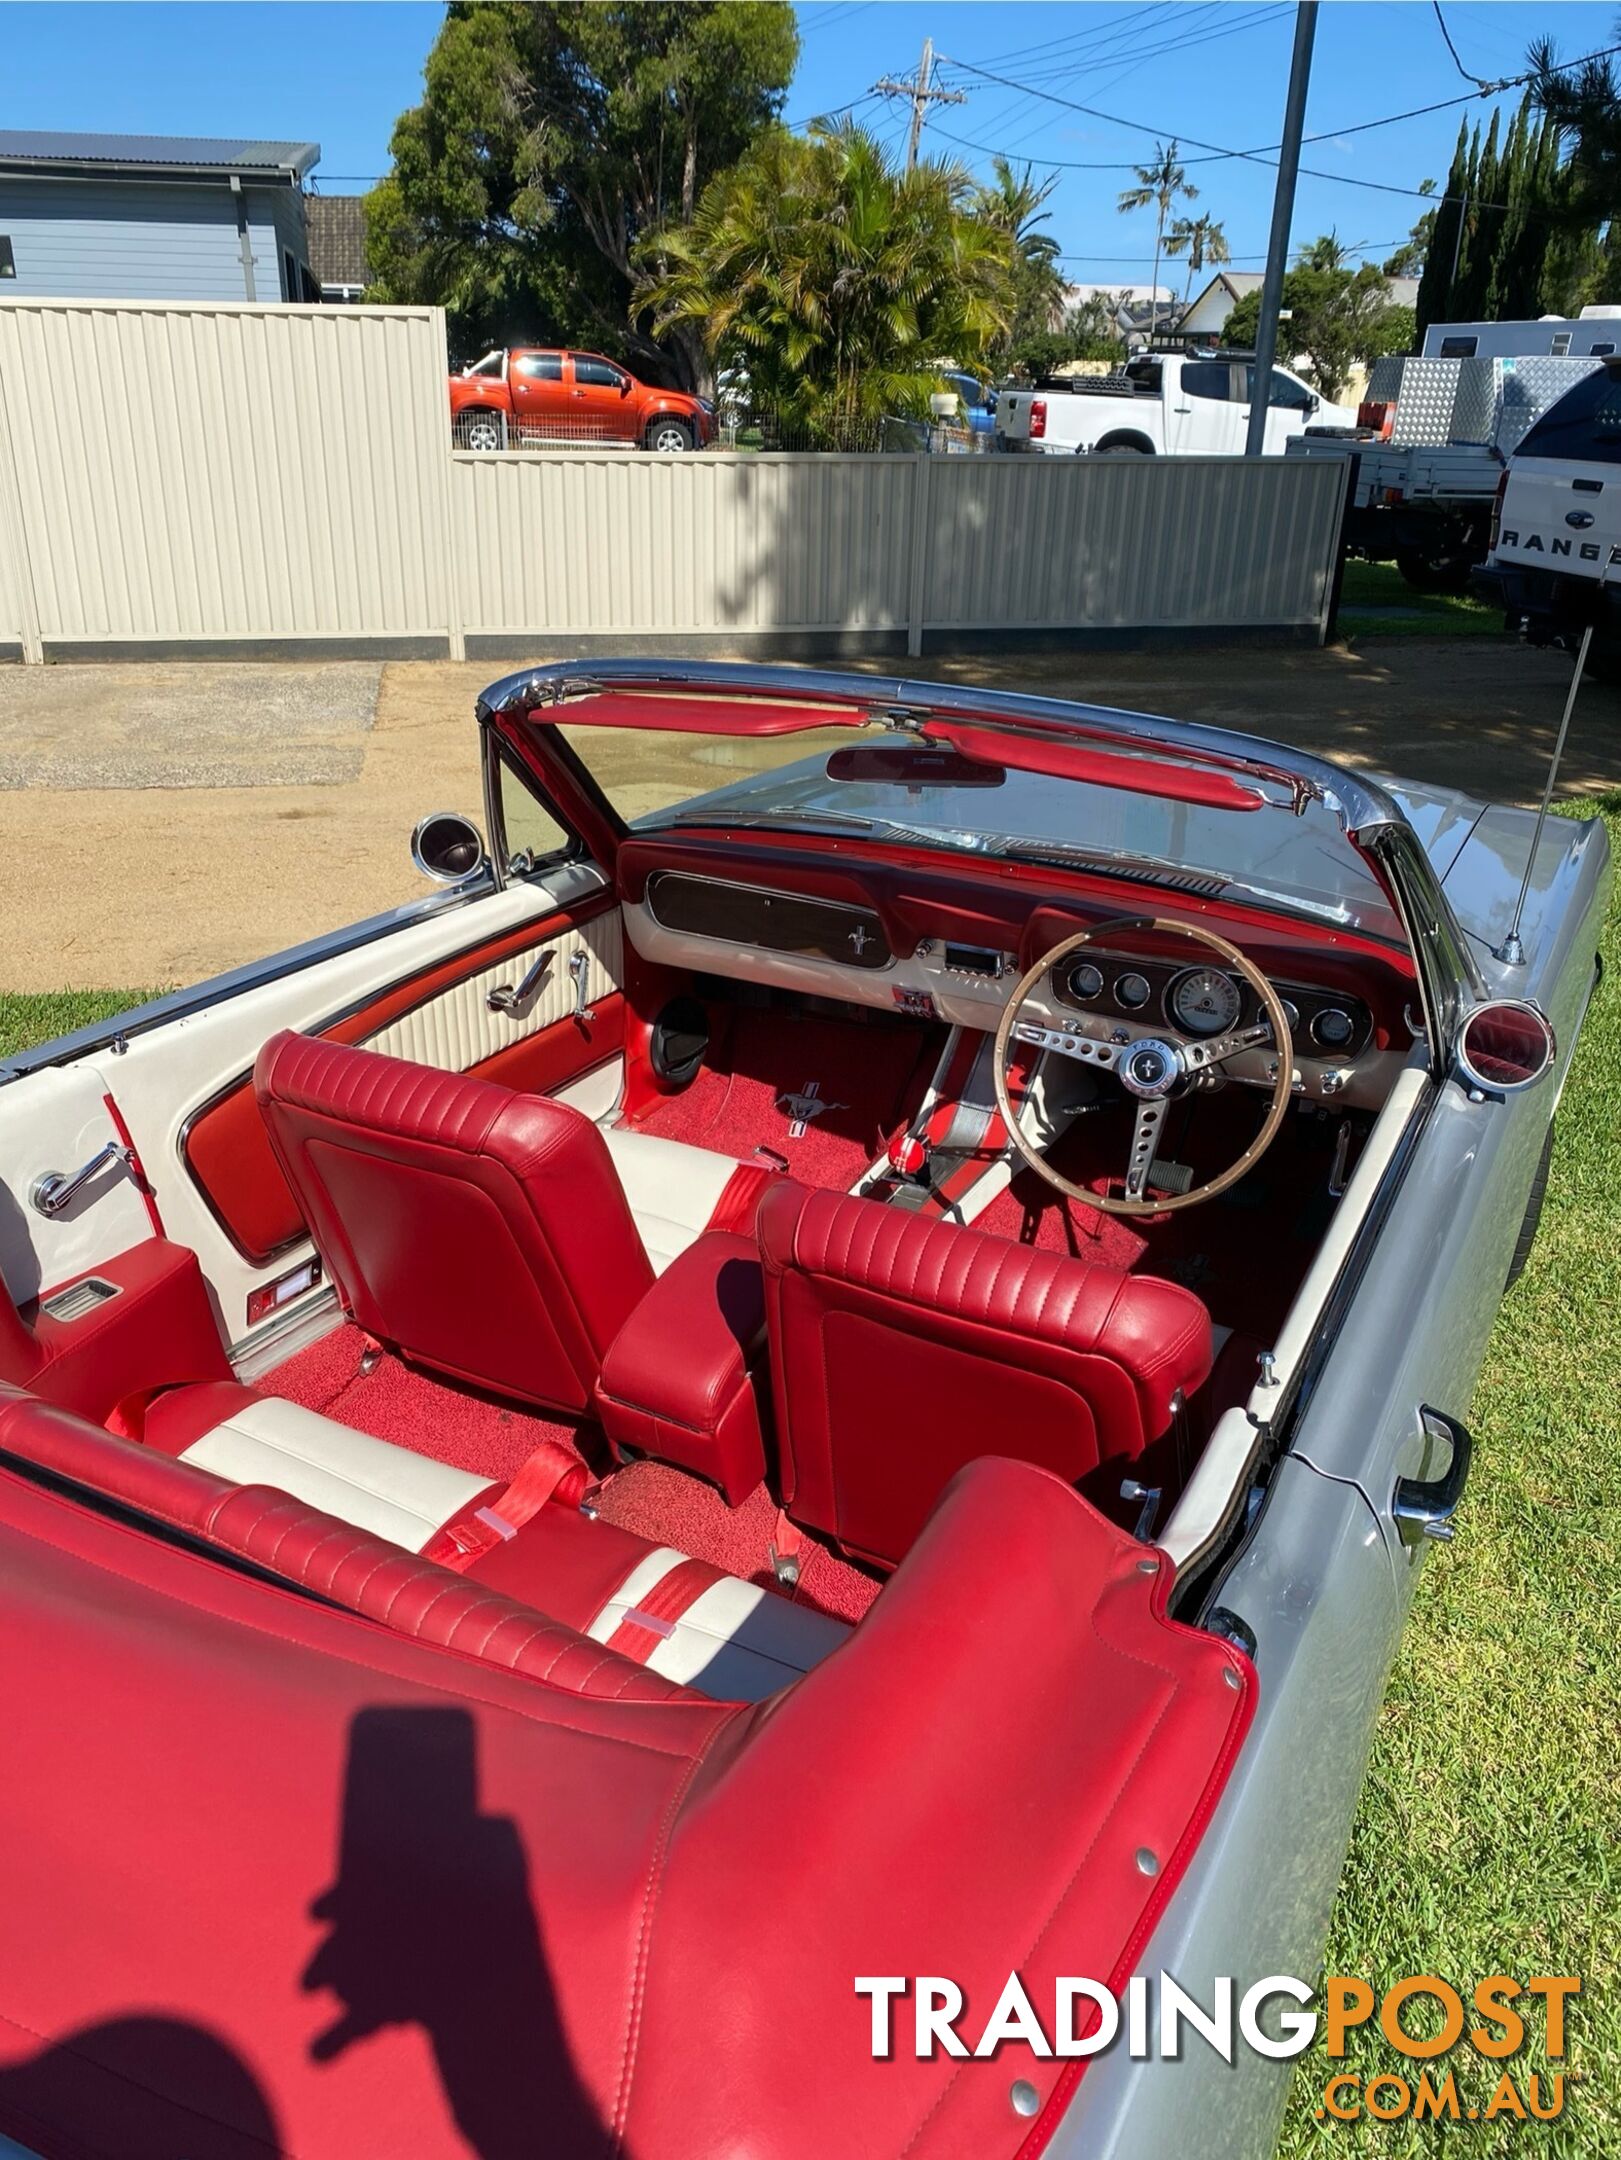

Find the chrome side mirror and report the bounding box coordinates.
[1454,999,1556,1095]
[410,810,487,886]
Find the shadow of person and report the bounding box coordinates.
[0,2015,280,2157]
[304,1705,609,2160]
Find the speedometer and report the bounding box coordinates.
[1169,966,1243,1037]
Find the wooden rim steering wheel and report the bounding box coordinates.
[992,918,1294,1218]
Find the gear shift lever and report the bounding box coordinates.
[887,1132,930,1186]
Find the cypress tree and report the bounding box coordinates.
[1418,118,1472,332]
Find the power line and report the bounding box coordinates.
[1430,2,1510,95]
[934,39,1621,205]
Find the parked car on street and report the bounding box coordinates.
[1476,358,1621,676]
[939,369,997,438]
[449,348,712,452]
[0,658,1605,2160]
[997,350,1354,456]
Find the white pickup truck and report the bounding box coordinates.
[1476,359,1621,678]
[995,351,1354,456]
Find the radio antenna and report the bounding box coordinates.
[1495,616,1595,967]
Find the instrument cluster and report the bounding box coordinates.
[1054,950,1372,1057]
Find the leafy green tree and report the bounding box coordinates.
[1383,180,1437,279]
[974,158,1066,366]
[1226,260,1413,403]
[1116,141,1197,327]
[637,123,1013,445]
[1164,213,1229,305]
[365,0,797,380]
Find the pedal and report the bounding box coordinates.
[1150,1159,1195,1196]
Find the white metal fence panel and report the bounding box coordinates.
[0,300,1350,661]
[921,455,1347,633]
[0,300,454,651]
[450,451,917,639]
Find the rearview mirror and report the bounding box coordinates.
[411,810,487,885]
[826,745,1005,789]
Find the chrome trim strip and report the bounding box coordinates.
[474,657,1408,840]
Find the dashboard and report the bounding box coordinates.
[1052,948,1373,1058]
[624,845,1415,1113]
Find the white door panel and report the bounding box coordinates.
[0,1064,154,1306]
[364,912,622,1069]
[3,862,612,1361]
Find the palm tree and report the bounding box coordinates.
[1296,229,1360,272]
[975,156,1066,354]
[1164,212,1231,306]
[1117,141,1196,332]
[636,123,1013,446]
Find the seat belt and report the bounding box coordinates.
[424,1439,589,1570]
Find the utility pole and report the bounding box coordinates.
[1245,1,1318,456]
[873,37,965,173]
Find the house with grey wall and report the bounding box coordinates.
[0,132,319,302]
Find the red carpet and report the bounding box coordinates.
[266,1323,588,1484]
[262,1324,882,1623]
[590,1460,884,1625]
[631,1005,941,1191]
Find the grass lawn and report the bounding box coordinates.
[0,988,159,1061]
[1337,558,1502,642]
[1,816,1617,2155]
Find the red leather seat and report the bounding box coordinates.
[0,1383,682,1704]
[758,1181,1214,1567]
[255,1030,657,1415]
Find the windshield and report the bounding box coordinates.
[561,722,1403,941]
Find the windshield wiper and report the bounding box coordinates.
[656,807,882,836]
[655,806,982,847]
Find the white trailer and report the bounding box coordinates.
[1421,305,1621,362]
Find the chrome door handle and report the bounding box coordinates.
[30,1141,135,1218]
[1392,1404,1473,1546]
[486,948,555,1016]
[569,949,596,1021]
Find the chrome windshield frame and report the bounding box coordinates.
[475,656,1410,842]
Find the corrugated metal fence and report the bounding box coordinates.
[0,300,452,661]
[0,299,1350,663]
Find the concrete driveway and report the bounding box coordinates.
[1,637,1614,992]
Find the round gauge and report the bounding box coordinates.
[1311,1006,1356,1050]
[1279,998,1301,1033]
[1168,966,1243,1038]
[1115,971,1153,1011]
[1067,961,1105,1000]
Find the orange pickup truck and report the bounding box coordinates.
[449,348,712,452]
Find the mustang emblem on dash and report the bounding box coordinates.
[776,1078,848,1140]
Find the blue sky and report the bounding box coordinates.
[1,1,1610,291]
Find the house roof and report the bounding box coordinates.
[0,131,319,184]
[307,194,369,288]
[1181,271,1265,319]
